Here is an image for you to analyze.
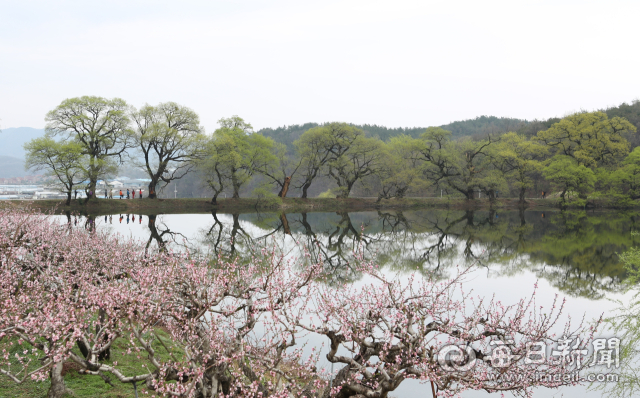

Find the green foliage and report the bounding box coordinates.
[326,135,386,198]
[376,135,429,200]
[491,132,547,202]
[317,189,337,198]
[131,102,206,198]
[542,156,596,205]
[45,96,133,198]
[29,96,640,206]
[535,111,635,168]
[294,122,364,198]
[258,117,527,151]
[251,185,282,208]
[258,141,302,197]
[24,137,90,204]
[612,147,640,199]
[417,128,499,200]
[198,116,278,200]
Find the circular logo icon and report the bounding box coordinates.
[437,344,477,372]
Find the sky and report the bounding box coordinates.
[1,0,639,131]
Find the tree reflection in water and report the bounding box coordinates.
[145,214,188,253]
[193,209,640,299]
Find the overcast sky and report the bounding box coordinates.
[1,0,639,131]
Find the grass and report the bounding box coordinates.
[0,329,180,398]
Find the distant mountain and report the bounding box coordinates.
[0,128,45,178]
[0,127,45,159]
[0,155,38,179]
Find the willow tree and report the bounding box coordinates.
[197,133,237,204]
[326,135,386,198]
[24,137,89,205]
[416,127,497,200]
[535,111,635,168]
[131,102,205,198]
[491,132,547,204]
[543,156,596,206]
[258,142,301,198]
[294,123,363,198]
[45,96,132,201]
[375,135,429,201]
[199,116,277,199]
[609,147,640,199]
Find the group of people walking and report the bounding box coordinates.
[74,188,144,199]
[103,188,144,199]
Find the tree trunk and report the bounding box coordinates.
[47,362,67,398]
[280,213,291,235]
[301,182,311,199]
[211,193,218,205]
[231,174,240,198]
[466,188,475,200]
[519,187,526,204]
[278,176,292,198]
[148,181,157,199]
[97,308,110,361]
[66,191,72,206]
[301,213,313,236]
[465,210,475,226]
[87,178,97,202]
[147,215,167,252]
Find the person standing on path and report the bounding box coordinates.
[109,188,113,199]
[119,190,123,199]
[126,189,130,199]
[139,189,142,198]
[132,189,136,199]
[105,189,108,199]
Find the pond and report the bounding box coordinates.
[64,208,639,397]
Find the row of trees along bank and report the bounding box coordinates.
[24,96,640,207]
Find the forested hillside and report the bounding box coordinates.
[258,101,640,150]
[257,117,529,149]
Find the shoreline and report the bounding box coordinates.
[0,197,622,215]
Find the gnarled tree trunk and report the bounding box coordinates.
[278,176,291,198]
[148,181,157,199]
[47,362,68,398]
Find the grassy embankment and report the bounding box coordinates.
[0,197,571,216]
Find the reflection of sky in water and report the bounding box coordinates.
[57,212,632,398]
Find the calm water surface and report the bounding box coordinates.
[64,209,639,398]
